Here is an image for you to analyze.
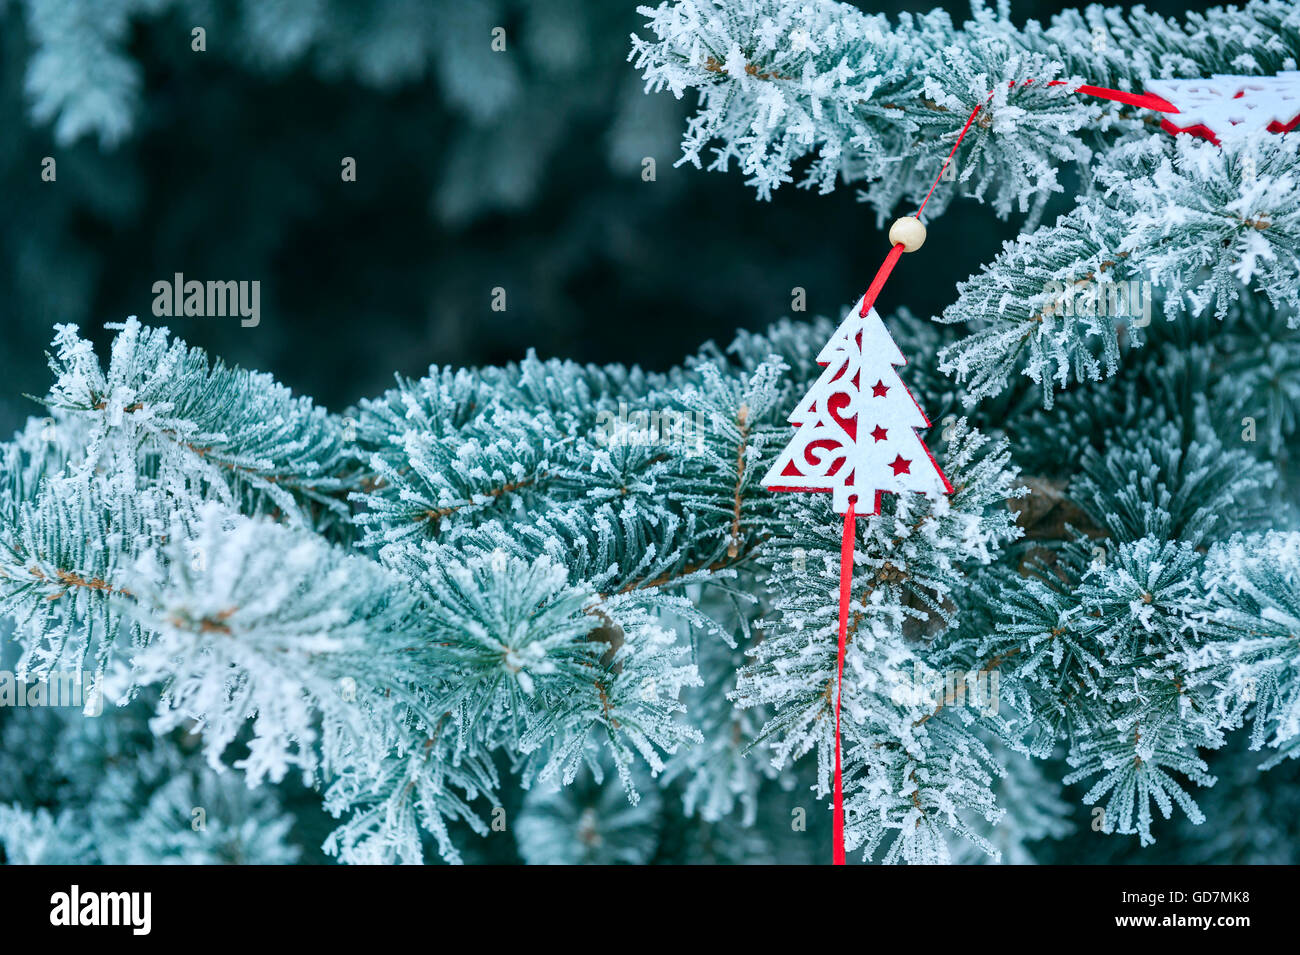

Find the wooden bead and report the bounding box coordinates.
[888,216,927,252]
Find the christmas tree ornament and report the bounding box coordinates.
[762,212,956,864]
[1010,72,1300,146]
[1144,71,1300,143]
[762,281,952,517]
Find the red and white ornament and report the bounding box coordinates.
[1029,71,1300,145]
[762,296,952,516]
[1145,71,1300,143]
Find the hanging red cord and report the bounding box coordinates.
[832,497,856,865]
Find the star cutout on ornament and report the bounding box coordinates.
[889,455,911,476]
[871,380,889,398]
[870,425,888,442]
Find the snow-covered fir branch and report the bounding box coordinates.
[937,132,1300,404]
[2,0,1299,865]
[633,1,1300,408]
[632,0,1299,215]
[3,266,1298,863]
[0,310,1029,863]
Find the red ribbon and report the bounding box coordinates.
[833,498,856,864]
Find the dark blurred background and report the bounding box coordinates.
[1,0,1221,435]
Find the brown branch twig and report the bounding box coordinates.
[419,476,537,527]
[29,566,134,600]
[702,55,789,81]
[727,403,750,558]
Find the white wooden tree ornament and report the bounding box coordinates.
[762,294,952,516]
[1146,71,1300,142]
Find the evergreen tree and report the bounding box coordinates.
[2,0,1299,864]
